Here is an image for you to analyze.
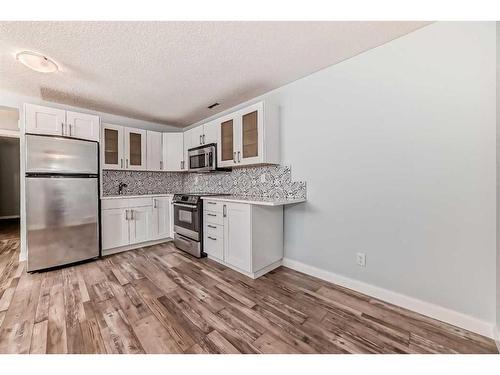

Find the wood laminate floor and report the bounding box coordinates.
[0,235,497,354]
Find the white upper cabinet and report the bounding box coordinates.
[163,132,185,171]
[124,127,147,170]
[146,130,163,171]
[183,126,203,165]
[203,120,219,145]
[102,123,124,169]
[217,112,238,168]
[66,111,100,141]
[101,124,147,170]
[24,104,66,137]
[24,104,100,142]
[217,101,279,168]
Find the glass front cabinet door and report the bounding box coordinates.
[218,115,238,168]
[102,123,124,169]
[239,102,263,165]
[124,128,147,170]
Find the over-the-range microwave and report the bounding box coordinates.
[188,143,217,172]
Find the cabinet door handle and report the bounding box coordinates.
[69,123,72,137]
[120,158,123,168]
[203,134,205,144]
[233,152,236,163]
[130,210,134,220]
[199,135,202,145]
[153,199,157,209]
[126,159,129,168]
[207,213,217,217]
[61,122,65,135]
[207,202,216,205]
[207,224,216,229]
[160,160,163,170]
[207,236,217,241]
[125,209,129,220]
[237,151,241,163]
[223,205,227,217]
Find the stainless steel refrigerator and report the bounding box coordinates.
[25,134,100,272]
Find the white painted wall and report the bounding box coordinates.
[190,22,497,327]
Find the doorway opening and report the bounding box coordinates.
[0,106,20,242]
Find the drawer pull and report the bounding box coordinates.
[207,224,217,228]
[207,202,216,205]
[208,236,217,241]
[207,213,217,217]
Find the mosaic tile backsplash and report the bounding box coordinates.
[102,165,306,200]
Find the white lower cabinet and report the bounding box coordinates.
[101,208,129,250]
[129,205,152,245]
[223,203,252,272]
[203,200,283,278]
[151,196,172,240]
[101,195,173,254]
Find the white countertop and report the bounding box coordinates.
[201,195,306,206]
[101,193,174,200]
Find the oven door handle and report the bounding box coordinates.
[176,236,192,244]
[173,203,198,210]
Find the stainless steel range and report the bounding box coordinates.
[172,193,225,258]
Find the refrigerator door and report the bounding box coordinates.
[26,134,98,174]
[27,176,99,271]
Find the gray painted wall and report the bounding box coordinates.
[0,137,20,218]
[275,22,496,323]
[496,22,500,331]
[189,22,496,323]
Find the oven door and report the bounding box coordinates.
[188,145,215,172]
[173,203,200,241]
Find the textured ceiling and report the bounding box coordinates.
[0,21,430,127]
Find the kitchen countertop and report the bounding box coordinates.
[101,193,174,200]
[201,195,306,206]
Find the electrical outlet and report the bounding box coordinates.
[260,173,266,183]
[356,252,366,267]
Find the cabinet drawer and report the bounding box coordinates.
[204,210,223,225]
[204,233,223,260]
[127,197,153,207]
[101,198,130,210]
[204,222,223,238]
[203,200,224,214]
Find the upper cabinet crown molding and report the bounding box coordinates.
[24,103,100,142]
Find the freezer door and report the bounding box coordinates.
[27,176,99,271]
[26,134,98,174]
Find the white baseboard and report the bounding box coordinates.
[101,238,172,257]
[494,325,500,352]
[281,257,495,339]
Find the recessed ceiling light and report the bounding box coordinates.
[16,51,58,73]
